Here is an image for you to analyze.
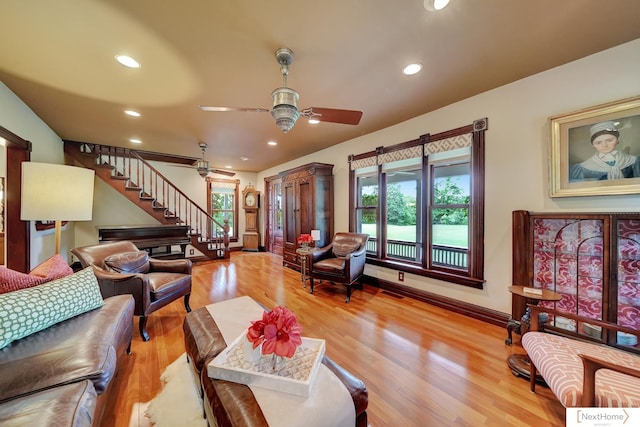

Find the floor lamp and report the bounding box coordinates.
[20,162,95,255]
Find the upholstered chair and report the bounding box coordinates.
[308,232,369,302]
[71,241,192,341]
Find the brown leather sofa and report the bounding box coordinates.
[72,240,192,341]
[0,294,134,426]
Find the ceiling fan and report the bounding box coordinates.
[170,142,235,177]
[199,47,363,133]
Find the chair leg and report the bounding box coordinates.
[184,293,192,312]
[309,278,315,294]
[139,316,150,341]
[345,285,351,303]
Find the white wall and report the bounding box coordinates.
[258,38,640,315]
[0,81,74,266]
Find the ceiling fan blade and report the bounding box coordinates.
[199,105,270,113]
[209,169,236,177]
[301,107,363,125]
[169,164,198,169]
[165,163,235,177]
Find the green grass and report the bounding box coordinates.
[361,223,468,248]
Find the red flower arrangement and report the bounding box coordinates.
[246,306,303,358]
[297,234,313,245]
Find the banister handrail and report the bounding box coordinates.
[128,150,209,219]
[81,142,229,250]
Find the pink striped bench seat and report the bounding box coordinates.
[522,331,640,407]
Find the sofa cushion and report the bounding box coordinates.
[0,267,104,349]
[29,254,74,281]
[0,295,134,403]
[104,251,150,274]
[522,331,640,407]
[0,380,97,427]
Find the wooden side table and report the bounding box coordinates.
[296,247,314,287]
[506,285,562,380]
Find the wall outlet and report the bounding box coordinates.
[398,272,404,282]
[189,249,195,255]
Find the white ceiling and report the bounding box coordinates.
[1,0,640,172]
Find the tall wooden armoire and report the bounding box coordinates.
[280,162,334,271]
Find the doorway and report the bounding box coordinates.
[0,125,30,271]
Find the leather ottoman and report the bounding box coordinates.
[183,305,368,427]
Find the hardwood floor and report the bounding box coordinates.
[103,252,565,427]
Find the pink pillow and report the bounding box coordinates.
[29,254,74,281]
[0,254,73,294]
[0,268,46,294]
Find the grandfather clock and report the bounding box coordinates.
[242,185,260,252]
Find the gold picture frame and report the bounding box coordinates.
[549,95,640,197]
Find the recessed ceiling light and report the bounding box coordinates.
[225,165,233,169]
[308,118,320,124]
[129,138,142,144]
[240,156,249,161]
[124,110,141,117]
[403,63,423,75]
[115,55,140,68]
[267,141,278,146]
[424,0,450,11]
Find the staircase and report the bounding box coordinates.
[64,141,230,261]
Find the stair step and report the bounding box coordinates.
[111,175,128,180]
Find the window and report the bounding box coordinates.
[207,178,239,242]
[349,119,486,288]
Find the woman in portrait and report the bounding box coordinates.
[569,120,640,182]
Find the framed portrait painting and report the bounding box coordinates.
[549,95,640,197]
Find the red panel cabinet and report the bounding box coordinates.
[512,211,640,346]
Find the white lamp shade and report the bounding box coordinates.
[21,162,95,221]
[311,229,321,241]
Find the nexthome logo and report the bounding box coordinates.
[566,408,637,427]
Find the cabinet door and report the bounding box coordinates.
[532,216,607,337]
[297,178,314,237]
[283,180,297,250]
[266,178,283,256]
[617,218,640,333]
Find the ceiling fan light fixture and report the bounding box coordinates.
[271,87,300,132]
[271,105,299,133]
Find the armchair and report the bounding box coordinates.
[309,232,369,303]
[71,241,192,341]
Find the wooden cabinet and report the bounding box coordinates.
[512,210,640,346]
[280,163,334,271]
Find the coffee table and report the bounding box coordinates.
[183,297,369,427]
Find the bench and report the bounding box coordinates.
[98,225,191,259]
[522,305,640,407]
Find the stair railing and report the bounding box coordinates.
[79,143,229,255]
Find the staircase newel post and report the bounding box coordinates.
[223,219,230,253]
